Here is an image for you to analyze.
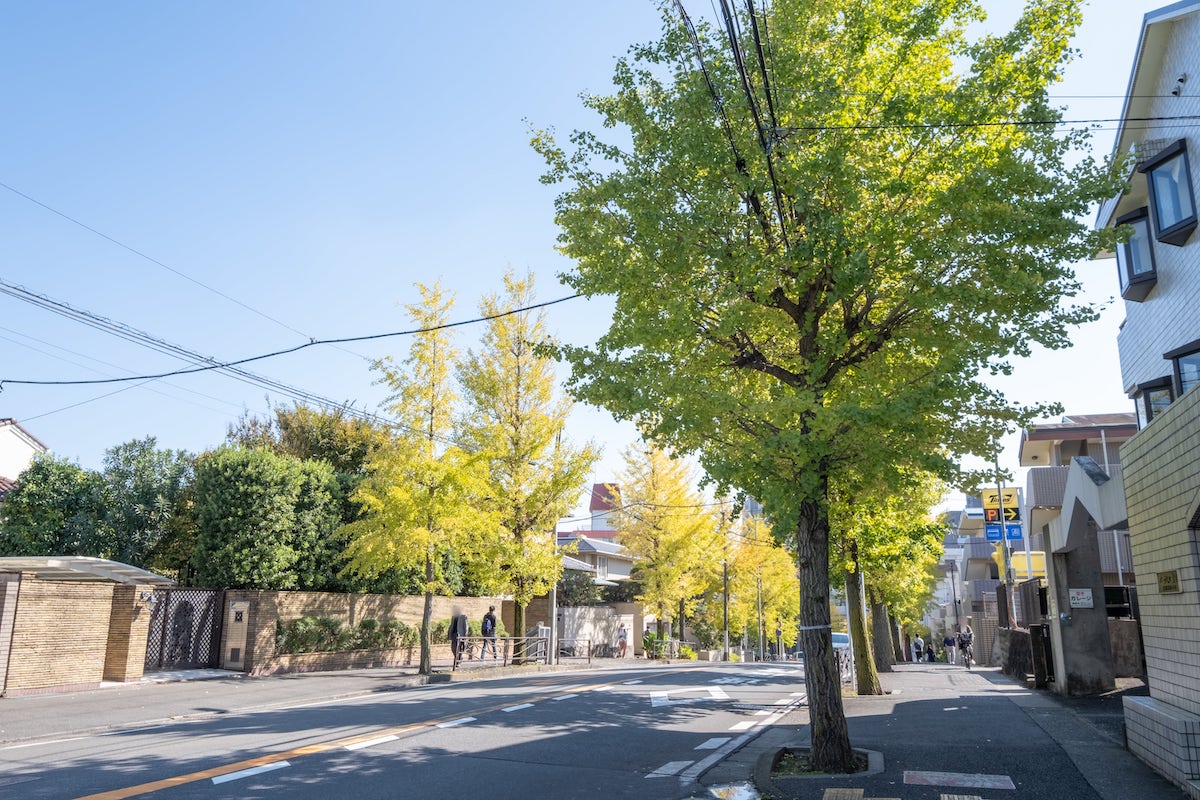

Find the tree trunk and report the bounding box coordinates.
[795,496,855,772]
[419,552,434,675]
[678,598,686,640]
[846,543,881,695]
[513,600,527,665]
[867,587,895,674]
[889,611,905,662]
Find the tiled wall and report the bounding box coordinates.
[4,577,114,694]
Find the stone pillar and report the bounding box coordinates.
[103,584,154,682]
[1047,521,1115,696]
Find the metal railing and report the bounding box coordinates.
[450,636,549,670]
[555,638,592,665]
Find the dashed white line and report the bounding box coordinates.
[436,717,477,728]
[212,762,290,784]
[695,737,731,750]
[502,703,534,713]
[552,693,579,701]
[646,760,694,778]
[344,734,398,751]
[591,685,615,691]
[621,679,643,685]
[729,720,758,731]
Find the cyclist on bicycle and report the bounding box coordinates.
[957,625,974,668]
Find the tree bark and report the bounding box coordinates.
[795,496,855,772]
[513,600,527,665]
[419,552,434,675]
[846,543,882,695]
[889,611,905,662]
[867,587,895,673]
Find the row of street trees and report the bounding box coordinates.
[534,0,1125,771]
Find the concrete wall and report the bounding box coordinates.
[1108,618,1144,679]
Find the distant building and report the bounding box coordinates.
[0,419,48,501]
[588,482,621,535]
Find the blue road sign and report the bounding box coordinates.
[985,524,1003,542]
[1005,523,1023,540]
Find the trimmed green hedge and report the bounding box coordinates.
[274,616,419,654]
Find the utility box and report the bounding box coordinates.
[223,601,250,671]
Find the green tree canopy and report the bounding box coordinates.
[534,0,1123,768]
[0,455,102,557]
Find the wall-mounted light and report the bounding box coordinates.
[138,590,159,609]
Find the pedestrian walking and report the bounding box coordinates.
[943,633,957,664]
[449,608,468,670]
[480,606,498,660]
[925,640,935,662]
[912,634,925,663]
[617,623,628,658]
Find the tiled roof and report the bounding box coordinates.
[0,476,15,500]
[562,535,631,557]
[589,483,621,513]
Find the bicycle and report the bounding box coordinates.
[962,642,973,669]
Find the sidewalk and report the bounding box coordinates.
[0,658,609,745]
[701,662,1187,800]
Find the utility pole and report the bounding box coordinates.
[722,511,730,662]
[994,458,1019,627]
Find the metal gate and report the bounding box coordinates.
[144,588,225,671]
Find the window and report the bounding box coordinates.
[1114,208,1157,301]
[1133,377,1174,428]
[1165,338,1200,396]
[597,556,608,579]
[1140,139,1198,245]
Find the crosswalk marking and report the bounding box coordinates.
[729,720,757,731]
[552,693,579,701]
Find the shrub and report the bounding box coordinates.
[679,644,698,660]
[275,616,418,655]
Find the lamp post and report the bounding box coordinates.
[947,559,961,631]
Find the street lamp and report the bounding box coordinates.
[946,559,961,632]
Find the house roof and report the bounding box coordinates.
[561,554,596,573]
[563,535,631,557]
[1097,1,1200,229]
[0,418,49,454]
[0,556,175,585]
[589,482,621,513]
[0,476,16,501]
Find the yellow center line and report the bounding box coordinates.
[72,673,660,800]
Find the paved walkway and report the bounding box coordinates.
[700,662,1186,800]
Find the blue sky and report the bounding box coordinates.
[0,1,1168,510]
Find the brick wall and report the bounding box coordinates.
[5,576,114,695]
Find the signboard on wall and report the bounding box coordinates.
[1068,588,1094,609]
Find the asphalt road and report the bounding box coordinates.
[0,662,807,800]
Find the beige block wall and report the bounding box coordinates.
[1121,385,1200,716]
[5,576,114,694]
[223,590,499,674]
[103,585,154,682]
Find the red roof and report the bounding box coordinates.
[0,476,16,501]
[589,482,621,513]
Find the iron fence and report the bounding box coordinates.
[144,588,224,671]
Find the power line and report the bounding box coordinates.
[0,287,582,390]
[0,180,313,340]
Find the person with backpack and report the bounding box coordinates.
[449,608,468,670]
[480,606,497,660]
[957,625,974,668]
[912,634,925,663]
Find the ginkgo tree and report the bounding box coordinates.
[342,284,495,675]
[458,271,598,658]
[613,447,721,641]
[535,0,1123,769]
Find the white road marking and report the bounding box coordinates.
[789,692,804,696]
[591,685,615,691]
[212,761,290,784]
[552,693,579,701]
[650,687,730,707]
[344,734,399,751]
[754,710,773,716]
[502,703,533,712]
[773,698,791,705]
[729,720,758,731]
[904,770,1016,790]
[436,717,477,728]
[680,703,798,787]
[621,679,643,685]
[646,760,694,778]
[695,737,731,750]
